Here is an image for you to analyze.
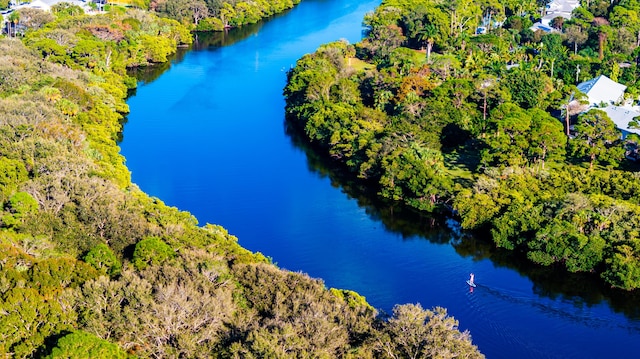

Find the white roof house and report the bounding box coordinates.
[599,106,640,139]
[541,12,573,26]
[577,75,627,107]
[531,0,580,33]
[529,22,555,33]
[541,0,580,26]
[19,0,53,11]
[15,0,87,12]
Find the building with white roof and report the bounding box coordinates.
[529,22,555,33]
[541,12,572,27]
[598,106,640,139]
[14,0,88,12]
[577,75,627,107]
[541,0,580,25]
[530,0,580,33]
[541,0,580,26]
[19,0,53,11]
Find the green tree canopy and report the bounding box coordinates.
[84,243,122,277]
[482,103,565,167]
[503,68,553,109]
[375,304,483,359]
[132,236,176,270]
[569,110,624,168]
[44,331,130,359]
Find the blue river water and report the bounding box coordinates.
[120,0,640,357]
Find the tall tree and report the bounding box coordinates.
[44,331,130,359]
[527,108,567,167]
[482,102,533,167]
[417,24,438,61]
[479,0,504,31]
[564,24,588,55]
[550,16,564,30]
[595,21,611,60]
[445,0,481,40]
[503,68,552,109]
[188,0,208,25]
[560,85,588,137]
[570,110,624,169]
[7,10,19,38]
[16,8,54,30]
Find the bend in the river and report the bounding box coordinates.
[120,0,640,357]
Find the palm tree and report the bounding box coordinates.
[563,24,587,55]
[416,24,437,62]
[560,85,588,138]
[475,75,497,131]
[7,11,19,38]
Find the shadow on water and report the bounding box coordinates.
[284,118,640,321]
[191,23,266,50]
[125,0,298,84]
[284,120,454,242]
[126,22,268,87]
[119,22,275,142]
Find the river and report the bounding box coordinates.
[119,0,640,357]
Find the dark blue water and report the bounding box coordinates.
[120,0,640,357]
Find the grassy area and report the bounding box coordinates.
[347,57,375,71]
[443,148,479,188]
[410,48,428,63]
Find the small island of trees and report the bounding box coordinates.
[284,0,640,290]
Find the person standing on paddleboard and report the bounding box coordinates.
[469,273,475,286]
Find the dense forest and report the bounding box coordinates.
[148,0,302,31]
[0,0,301,31]
[0,5,485,359]
[284,0,640,290]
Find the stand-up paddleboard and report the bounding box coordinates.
[466,280,476,287]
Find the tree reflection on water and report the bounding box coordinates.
[285,116,640,321]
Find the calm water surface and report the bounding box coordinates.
[120,0,640,357]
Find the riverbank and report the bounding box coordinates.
[284,0,640,291]
[154,0,302,32]
[119,0,640,356]
[0,7,486,358]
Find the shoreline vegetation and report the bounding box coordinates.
[117,0,302,32]
[0,3,485,358]
[284,0,640,291]
[149,0,303,32]
[1,0,303,32]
